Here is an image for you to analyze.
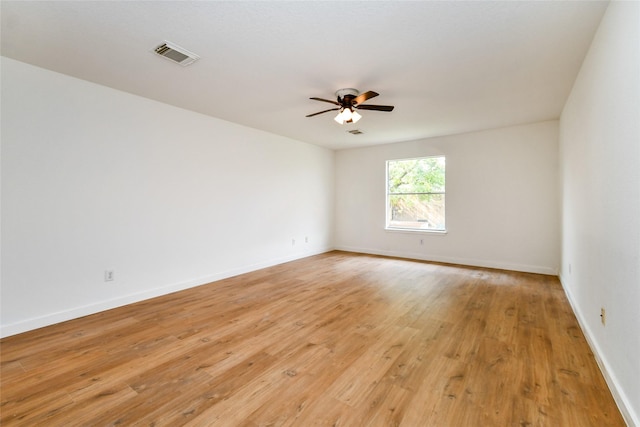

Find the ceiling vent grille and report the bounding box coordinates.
[348,129,364,135]
[153,41,199,66]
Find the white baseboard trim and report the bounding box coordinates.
[559,273,639,427]
[334,245,558,275]
[0,247,332,338]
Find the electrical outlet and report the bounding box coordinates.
[292,239,296,246]
[104,270,114,282]
[305,236,309,243]
[420,239,424,245]
[569,263,572,274]
[600,307,606,325]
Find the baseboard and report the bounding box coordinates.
[334,245,558,275]
[559,273,639,427]
[0,247,333,338]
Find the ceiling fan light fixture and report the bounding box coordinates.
[334,107,361,125]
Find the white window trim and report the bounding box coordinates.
[386,155,446,233]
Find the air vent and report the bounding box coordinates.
[153,41,199,66]
[348,129,364,135]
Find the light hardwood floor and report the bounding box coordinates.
[1,251,625,426]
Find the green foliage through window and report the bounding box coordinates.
[387,156,445,231]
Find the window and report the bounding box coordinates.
[386,156,446,231]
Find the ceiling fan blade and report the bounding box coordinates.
[353,91,379,105]
[357,104,394,112]
[310,97,340,106]
[306,107,340,117]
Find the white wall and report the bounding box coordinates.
[0,57,334,337]
[335,121,559,275]
[559,1,640,425]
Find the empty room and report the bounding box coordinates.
[1,1,638,426]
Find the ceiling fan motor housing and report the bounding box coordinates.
[335,88,359,98]
[336,88,359,106]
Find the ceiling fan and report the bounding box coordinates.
[306,88,394,124]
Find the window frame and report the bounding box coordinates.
[385,155,447,233]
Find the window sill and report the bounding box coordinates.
[385,227,448,235]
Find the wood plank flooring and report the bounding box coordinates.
[0,251,625,426]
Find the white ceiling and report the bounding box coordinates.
[1,1,608,150]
